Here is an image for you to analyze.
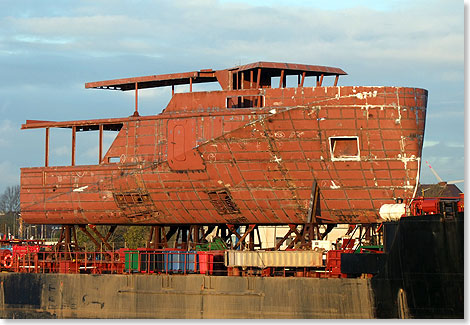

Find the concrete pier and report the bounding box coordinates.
[0,273,374,318]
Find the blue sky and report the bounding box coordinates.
[0,0,464,194]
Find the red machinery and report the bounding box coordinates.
[408,194,463,216]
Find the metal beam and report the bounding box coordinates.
[275,224,297,250]
[134,82,139,116]
[279,70,285,88]
[78,225,101,249]
[300,72,306,87]
[45,128,49,167]
[99,124,103,164]
[88,225,113,250]
[71,126,76,166]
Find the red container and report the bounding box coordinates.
[198,251,214,275]
[198,251,226,275]
[326,250,346,277]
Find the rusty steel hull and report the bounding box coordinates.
[20,86,427,225]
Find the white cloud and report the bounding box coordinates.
[423,140,440,148]
[0,1,462,68]
[427,109,464,119]
[447,142,465,148]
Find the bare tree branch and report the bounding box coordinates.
[0,185,20,213]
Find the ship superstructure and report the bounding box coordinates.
[20,62,427,228]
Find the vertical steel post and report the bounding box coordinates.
[334,74,339,86]
[189,77,193,92]
[45,127,49,167]
[154,226,162,249]
[279,70,284,88]
[148,226,155,248]
[191,226,197,249]
[99,124,103,164]
[181,226,189,250]
[134,82,139,116]
[65,225,72,252]
[71,126,76,166]
[256,68,261,89]
[72,226,78,249]
[300,72,306,87]
[248,225,254,251]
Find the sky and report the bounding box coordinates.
[0,0,465,195]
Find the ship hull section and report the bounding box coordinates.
[20,86,427,225]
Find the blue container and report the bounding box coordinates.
[182,251,198,273]
[163,249,182,273]
[162,250,198,273]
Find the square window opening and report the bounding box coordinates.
[329,137,360,161]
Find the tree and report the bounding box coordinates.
[123,226,150,249]
[0,185,21,238]
[0,185,20,213]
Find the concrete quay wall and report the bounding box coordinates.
[0,273,375,318]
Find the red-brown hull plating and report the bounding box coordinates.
[20,86,427,225]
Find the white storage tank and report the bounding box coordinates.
[379,203,406,221]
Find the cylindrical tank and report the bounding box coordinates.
[379,203,406,221]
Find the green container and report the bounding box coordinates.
[354,245,383,254]
[124,250,140,272]
[195,237,227,251]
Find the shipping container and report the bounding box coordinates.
[225,250,323,268]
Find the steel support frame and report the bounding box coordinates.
[53,222,383,254]
[343,223,383,250]
[150,223,337,251]
[226,224,260,250]
[72,224,117,250]
[146,224,263,250]
[148,225,166,249]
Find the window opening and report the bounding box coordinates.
[329,136,360,161]
[226,95,264,108]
